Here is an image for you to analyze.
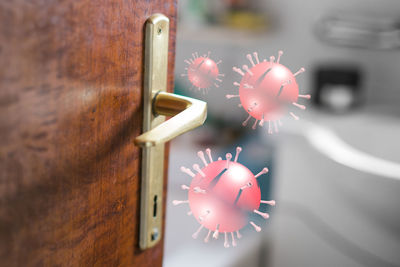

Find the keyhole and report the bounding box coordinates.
[153,195,158,217]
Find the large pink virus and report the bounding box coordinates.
[226,50,310,134]
[181,52,224,94]
[173,147,275,248]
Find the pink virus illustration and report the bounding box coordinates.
[181,52,224,94]
[226,50,310,134]
[173,147,275,248]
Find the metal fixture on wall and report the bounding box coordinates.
[315,12,400,50]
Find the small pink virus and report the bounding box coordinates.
[173,147,275,248]
[226,50,310,134]
[181,52,224,94]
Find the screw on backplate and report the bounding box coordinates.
[157,27,162,35]
[151,228,159,241]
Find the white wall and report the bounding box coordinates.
[175,0,400,119]
[262,0,400,107]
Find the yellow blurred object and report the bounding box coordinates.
[224,11,269,31]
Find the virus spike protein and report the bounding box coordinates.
[226,50,310,133]
[173,147,275,248]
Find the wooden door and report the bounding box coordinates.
[0,1,176,266]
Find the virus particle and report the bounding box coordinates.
[173,147,276,248]
[181,52,224,94]
[226,50,310,134]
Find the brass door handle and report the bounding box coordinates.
[134,91,207,147]
[135,13,207,250]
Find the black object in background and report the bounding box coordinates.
[313,66,363,112]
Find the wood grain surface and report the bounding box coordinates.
[0,0,177,266]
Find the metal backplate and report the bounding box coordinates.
[139,13,169,250]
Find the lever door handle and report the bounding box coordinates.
[135,13,207,250]
[134,91,207,147]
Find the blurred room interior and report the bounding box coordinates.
[164,0,400,266]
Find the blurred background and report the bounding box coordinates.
[164,0,400,267]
